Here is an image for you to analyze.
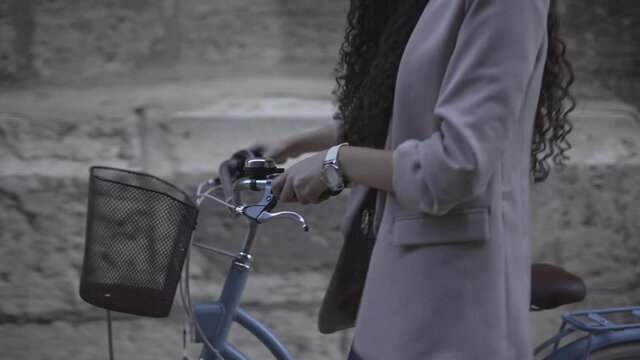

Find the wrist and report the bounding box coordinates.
[336,145,355,188]
[321,143,351,192]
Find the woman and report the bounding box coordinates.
[253,0,574,358]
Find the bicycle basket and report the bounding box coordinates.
[80,167,198,318]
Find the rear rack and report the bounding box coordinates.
[535,306,640,359]
[563,306,640,332]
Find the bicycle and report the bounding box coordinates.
[80,150,640,360]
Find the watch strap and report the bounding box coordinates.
[324,142,349,164]
[321,142,349,191]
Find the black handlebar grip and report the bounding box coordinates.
[218,149,265,199]
[218,158,238,200]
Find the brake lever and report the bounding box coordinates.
[257,211,309,232]
[239,185,277,219]
[237,185,309,232]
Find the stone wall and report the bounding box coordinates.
[558,0,640,108]
[2,0,639,105]
[0,0,348,85]
[1,0,639,359]
[0,78,356,359]
[1,77,639,359]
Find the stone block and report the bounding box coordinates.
[31,0,167,82]
[181,0,347,77]
[0,7,17,82]
[0,175,91,322]
[0,111,140,177]
[3,0,349,84]
[145,96,333,175]
[558,0,640,107]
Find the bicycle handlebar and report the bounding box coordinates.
[218,149,261,202]
[208,150,309,231]
[207,148,346,235]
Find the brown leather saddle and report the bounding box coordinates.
[530,263,587,310]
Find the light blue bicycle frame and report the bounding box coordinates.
[190,174,297,360]
[192,241,293,360]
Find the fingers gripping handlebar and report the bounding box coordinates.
[219,150,271,201]
[216,150,307,231]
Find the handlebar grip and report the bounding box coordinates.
[218,149,264,200]
[219,158,239,201]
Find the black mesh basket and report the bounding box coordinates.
[80,167,198,318]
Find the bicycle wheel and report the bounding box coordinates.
[586,341,640,360]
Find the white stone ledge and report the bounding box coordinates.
[0,76,335,178]
[172,97,334,121]
[566,100,640,165]
[2,78,638,178]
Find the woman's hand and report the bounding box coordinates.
[271,150,329,204]
[250,138,299,164]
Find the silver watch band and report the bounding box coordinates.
[324,142,349,165]
[321,142,350,191]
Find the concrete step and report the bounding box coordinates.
[0,76,336,177]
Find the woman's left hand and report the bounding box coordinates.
[271,150,329,204]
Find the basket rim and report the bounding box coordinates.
[89,166,198,211]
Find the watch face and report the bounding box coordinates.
[322,164,344,190]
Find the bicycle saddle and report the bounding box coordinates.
[530,263,587,310]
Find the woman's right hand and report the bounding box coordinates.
[249,138,298,164]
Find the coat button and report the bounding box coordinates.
[372,215,381,236]
[361,209,371,236]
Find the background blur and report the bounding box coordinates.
[1,0,639,359]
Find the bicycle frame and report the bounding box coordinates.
[192,246,293,360]
[188,173,298,360]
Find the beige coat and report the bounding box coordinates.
[319,0,550,358]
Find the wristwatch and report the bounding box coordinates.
[320,142,350,192]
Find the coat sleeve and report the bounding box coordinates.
[392,0,548,215]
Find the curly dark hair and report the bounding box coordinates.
[334,0,576,183]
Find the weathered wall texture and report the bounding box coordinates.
[0,0,638,103]
[1,78,639,359]
[0,0,639,359]
[0,0,348,85]
[0,78,354,359]
[2,0,638,104]
[558,0,640,108]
